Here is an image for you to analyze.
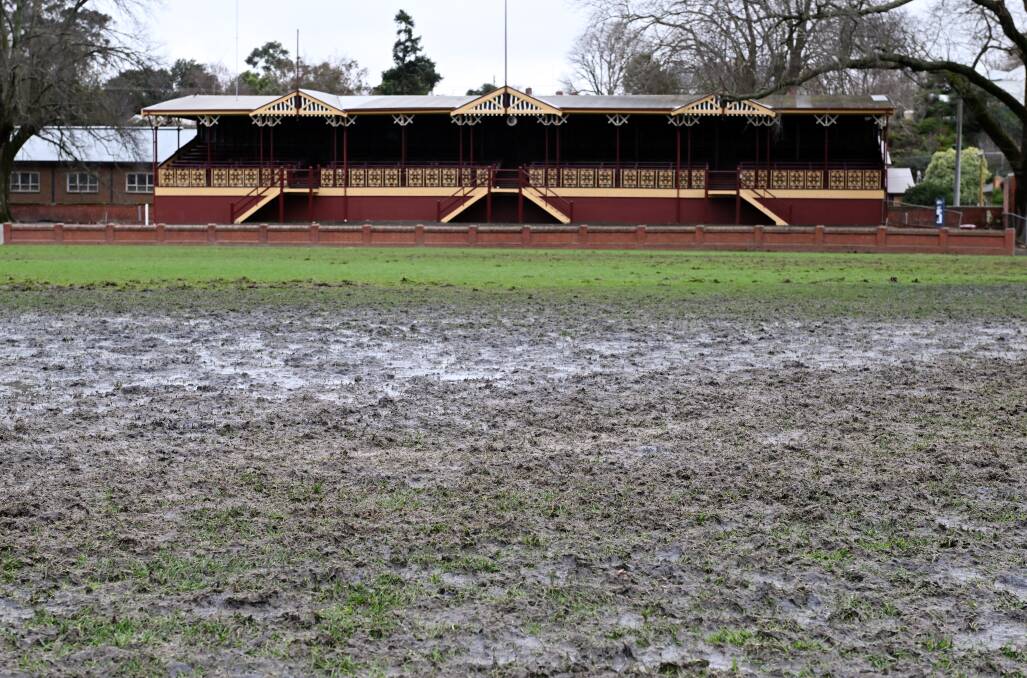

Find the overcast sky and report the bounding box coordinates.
[141,0,588,95]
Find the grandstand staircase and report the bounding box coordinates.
[231,184,282,224]
[738,189,788,226]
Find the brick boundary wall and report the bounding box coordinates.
[1,223,1017,256]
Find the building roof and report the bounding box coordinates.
[16,127,197,164]
[142,88,893,118]
[887,167,916,195]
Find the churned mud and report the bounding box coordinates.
[1,290,1026,676]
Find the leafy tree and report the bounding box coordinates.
[240,41,368,95]
[106,59,225,117]
[467,83,498,96]
[375,11,442,95]
[904,148,990,206]
[0,0,151,221]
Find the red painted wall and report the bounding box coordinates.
[3,222,1015,255]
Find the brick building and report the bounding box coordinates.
[10,126,195,224]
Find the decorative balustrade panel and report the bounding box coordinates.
[159,165,489,189]
[528,166,706,190]
[740,168,881,191]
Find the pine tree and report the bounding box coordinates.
[375,11,442,95]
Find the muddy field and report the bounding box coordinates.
[1,289,1026,676]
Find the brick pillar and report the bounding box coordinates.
[815,225,825,245]
[695,225,705,245]
[1005,227,1016,255]
[468,225,478,246]
[362,224,372,245]
[577,224,588,247]
[939,228,949,253]
[522,226,532,246]
[54,223,64,243]
[259,224,269,244]
[105,223,114,244]
[876,226,887,248]
[635,225,646,247]
[3,222,13,245]
[207,224,217,244]
[310,223,320,244]
[754,225,765,248]
[156,223,166,243]
[415,224,425,246]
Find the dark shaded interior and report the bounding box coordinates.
[171,113,885,171]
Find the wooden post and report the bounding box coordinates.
[279,170,285,224]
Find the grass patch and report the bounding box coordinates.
[1,245,1024,299]
[707,628,754,647]
[317,574,410,642]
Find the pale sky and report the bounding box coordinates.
[140,0,589,95]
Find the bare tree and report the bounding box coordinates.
[563,20,640,94]
[0,1,151,221]
[747,0,1027,226]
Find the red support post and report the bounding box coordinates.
[343,125,349,222]
[675,126,682,224]
[279,170,285,224]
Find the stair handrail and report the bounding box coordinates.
[520,168,574,220]
[229,168,282,223]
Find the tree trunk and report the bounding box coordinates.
[0,146,14,223]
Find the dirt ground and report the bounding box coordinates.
[1,288,1026,676]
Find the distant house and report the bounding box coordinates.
[10,126,196,224]
[887,167,916,203]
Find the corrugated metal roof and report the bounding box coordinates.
[887,167,916,194]
[15,127,197,164]
[757,94,892,110]
[144,94,278,113]
[538,94,700,111]
[141,90,893,116]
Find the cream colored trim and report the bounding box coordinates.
[156,187,253,197]
[723,99,776,117]
[317,188,474,197]
[522,187,572,224]
[547,188,707,199]
[746,189,885,199]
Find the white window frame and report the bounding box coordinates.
[66,172,99,194]
[125,172,153,194]
[10,171,40,193]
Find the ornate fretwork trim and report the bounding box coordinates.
[392,114,415,126]
[197,115,220,127]
[251,116,282,128]
[251,90,346,118]
[451,115,483,126]
[325,115,356,128]
[606,114,630,126]
[537,115,567,127]
[722,99,775,117]
[815,114,839,127]
[667,115,700,127]
[452,86,562,117]
[671,95,721,117]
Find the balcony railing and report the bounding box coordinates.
[158,162,885,193]
[158,163,497,190]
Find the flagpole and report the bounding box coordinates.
[504,0,508,88]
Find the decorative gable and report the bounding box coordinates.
[452,86,562,117]
[251,90,344,117]
[722,99,775,117]
[671,95,721,117]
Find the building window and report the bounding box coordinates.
[11,171,40,193]
[126,172,154,194]
[66,172,99,194]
